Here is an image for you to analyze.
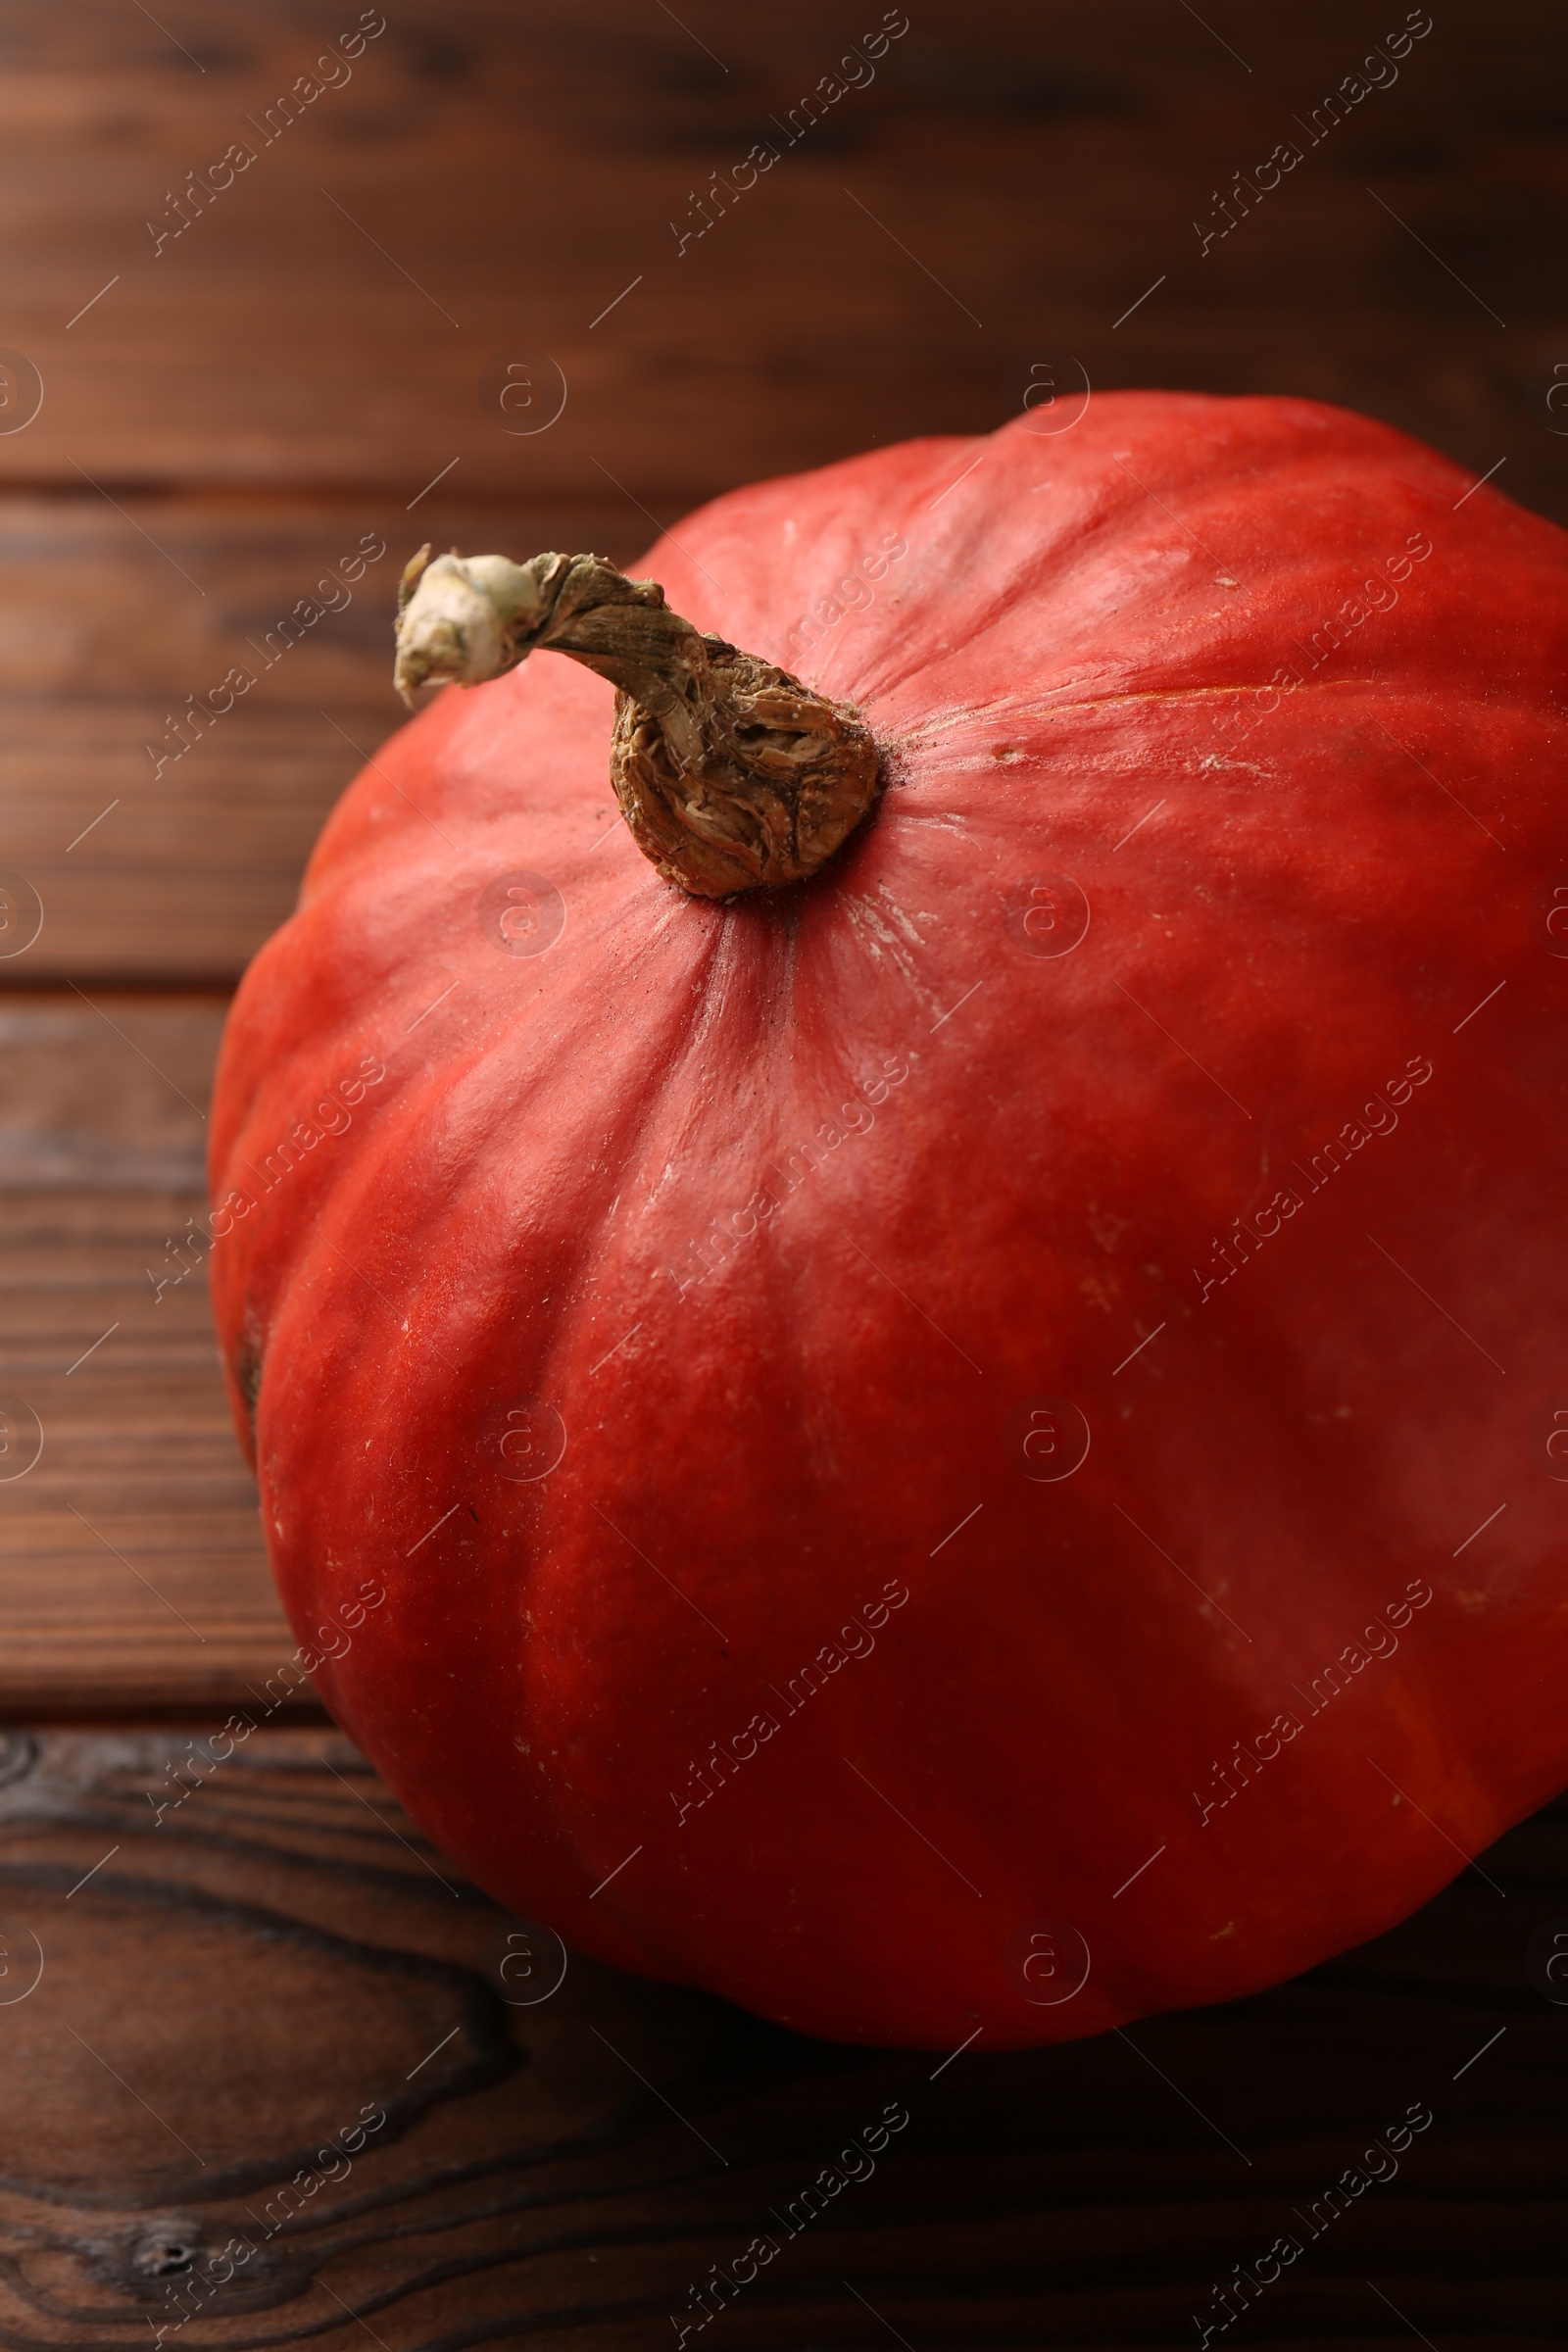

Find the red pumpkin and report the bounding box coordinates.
[209,391,1568,2048]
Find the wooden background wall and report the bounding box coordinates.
[0,2,1563,2343]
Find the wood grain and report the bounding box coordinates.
[0,1,1559,513]
[0,0,1562,983]
[0,0,1561,2323]
[0,995,301,1713]
[0,498,640,982]
[0,1726,1559,2346]
[0,1183,298,1716]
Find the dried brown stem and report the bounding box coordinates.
[392,546,881,898]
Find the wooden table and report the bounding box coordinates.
[0,2,1561,2340]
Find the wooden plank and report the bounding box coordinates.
[0,2,1555,2314]
[0,0,1555,513]
[0,1184,299,1715]
[0,993,215,1188]
[0,0,1563,984]
[0,1722,1558,2342]
[0,495,639,982]
[0,995,308,1712]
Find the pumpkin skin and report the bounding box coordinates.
[209,390,1568,2049]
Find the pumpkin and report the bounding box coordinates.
[208,391,1568,2049]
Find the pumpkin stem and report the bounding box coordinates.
[391,546,881,899]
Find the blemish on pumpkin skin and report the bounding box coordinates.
[234,1319,264,1446]
[869,881,933,951]
[1088,1205,1128,1254]
[837,891,943,1022]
